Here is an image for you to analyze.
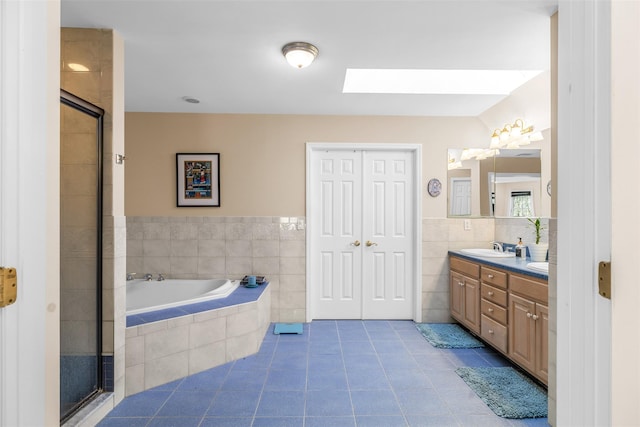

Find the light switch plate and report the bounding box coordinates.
[464,219,471,230]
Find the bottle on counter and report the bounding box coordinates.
[515,237,526,259]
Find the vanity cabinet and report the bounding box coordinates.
[449,257,480,334]
[480,266,508,353]
[508,274,549,383]
[449,254,548,386]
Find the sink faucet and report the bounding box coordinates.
[491,241,503,252]
[126,273,136,281]
[157,273,165,281]
[144,273,153,281]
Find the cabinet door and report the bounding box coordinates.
[536,304,549,383]
[463,276,480,334]
[509,294,536,372]
[450,271,465,323]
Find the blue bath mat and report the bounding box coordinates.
[415,323,484,348]
[273,323,303,334]
[455,367,547,418]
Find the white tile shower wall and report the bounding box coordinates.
[422,218,495,322]
[126,216,305,322]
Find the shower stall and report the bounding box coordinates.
[59,89,104,422]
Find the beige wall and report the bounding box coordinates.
[125,113,489,218]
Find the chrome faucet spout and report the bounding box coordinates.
[490,241,503,252]
[144,273,153,281]
[157,274,165,281]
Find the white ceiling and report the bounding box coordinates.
[60,0,557,117]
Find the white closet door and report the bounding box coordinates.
[309,148,415,320]
[361,150,414,319]
[311,150,363,319]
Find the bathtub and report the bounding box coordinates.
[126,278,240,315]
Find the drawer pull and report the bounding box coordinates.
[458,281,464,287]
[488,308,494,313]
[487,274,494,279]
[532,314,539,321]
[526,312,532,318]
[487,291,494,296]
[488,329,494,334]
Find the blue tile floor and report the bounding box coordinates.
[98,321,549,427]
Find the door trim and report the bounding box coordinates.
[305,143,422,322]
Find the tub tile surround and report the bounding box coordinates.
[125,284,271,396]
[126,216,305,323]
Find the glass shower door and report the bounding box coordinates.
[59,91,104,422]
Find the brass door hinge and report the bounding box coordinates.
[0,267,17,308]
[598,261,611,300]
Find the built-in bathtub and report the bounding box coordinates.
[124,280,271,396]
[126,278,240,315]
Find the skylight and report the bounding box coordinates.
[342,69,543,95]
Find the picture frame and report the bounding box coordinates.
[176,153,220,207]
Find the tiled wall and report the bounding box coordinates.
[126,216,305,323]
[494,217,550,246]
[124,286,271,396]
[127,216,502,324]
[422,217,495,322]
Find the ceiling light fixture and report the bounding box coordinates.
[182,96,200,104]
[282,42,318,69]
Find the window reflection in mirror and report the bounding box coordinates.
[448,148,546,218]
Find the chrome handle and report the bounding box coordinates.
[487,291,494,296]
[458,281,464,287]
[366,240,378,247]
[488,274,494,279]
[527,312,532,318]
[488,329,494,334]
[532,314,539,321]
[351,240,361,247]
[488,308,494,313]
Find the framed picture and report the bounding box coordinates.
[176,153,220,207]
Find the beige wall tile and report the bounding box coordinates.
[189,341,227,374]
[125,336,144,367]
[252,240,279,257]
[144,325,189,362]
[144,352,189,390]
[189,317,226,349]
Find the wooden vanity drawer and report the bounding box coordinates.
[481,283,507,306]
[450,256,480,278]
[481,314,508,353]
[509,273,548,304]
[481,299,507,325]
[481,266,507,289]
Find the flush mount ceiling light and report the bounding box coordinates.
[282,42,319,69]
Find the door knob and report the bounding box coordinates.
[366,240,378,247]
[351,240,361,247]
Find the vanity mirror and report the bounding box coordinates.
[447,148,549,218]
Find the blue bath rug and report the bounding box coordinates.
[455,366,548,419]
[415,323,484,348]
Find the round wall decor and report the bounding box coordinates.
[427,178,442,197]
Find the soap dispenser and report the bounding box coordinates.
[515,238,526,259]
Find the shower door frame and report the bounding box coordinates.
[59,89,105,423]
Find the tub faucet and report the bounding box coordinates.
[144,273,153,281]
[491,241,503,252]
[157,273,165,281]
[126,273,136,281]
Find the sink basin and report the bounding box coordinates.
[527,262,549,273]
[460,248,515,258]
